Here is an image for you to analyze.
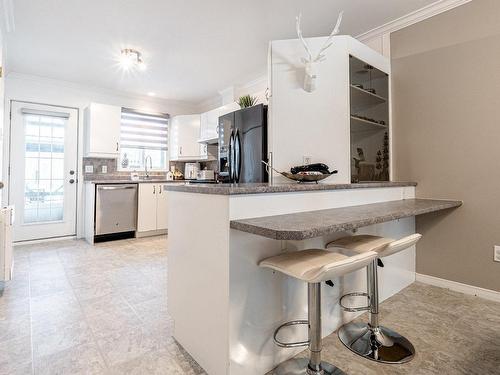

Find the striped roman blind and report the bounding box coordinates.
[120,108,169,151]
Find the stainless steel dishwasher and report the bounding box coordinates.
[95,184,137,235]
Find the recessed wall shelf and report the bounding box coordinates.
[349,56,388,83]
[349,55,390,183]
[350,116,388,132]
[350,85,386,110]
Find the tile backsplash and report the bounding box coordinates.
[83,157,165,181]
[83,157,217,181]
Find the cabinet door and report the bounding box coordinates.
[156,184,168,230]
[137,183,157,232]
[199,112,208,141]
[171,115,202,159]
[204,108,220,141]
[169,117,180,160]
[86,103,121,156]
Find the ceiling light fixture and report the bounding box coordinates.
[120,48,146,71]
[147,92,156,97]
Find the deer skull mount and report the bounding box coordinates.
[296,12,344,92]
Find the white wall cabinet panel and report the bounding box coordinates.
[199,103,239,143]
[138,183,168,233]
[156,185,168,230]
[137,183,157,232]
[84,103,121,157]
[170,115,204,160]
[268,35,390,184]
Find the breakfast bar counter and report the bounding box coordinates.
[230,198,462,240]
[163,182,461,375]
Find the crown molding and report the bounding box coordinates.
[356,0,472,42]
[5,72,196,108]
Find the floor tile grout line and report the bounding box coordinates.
[58,239,113,371]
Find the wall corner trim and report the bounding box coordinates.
[416,273,500,302]
[356,0,472,42]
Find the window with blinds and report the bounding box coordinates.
[119,109,169,171]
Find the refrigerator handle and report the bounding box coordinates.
[229,129,235,182]
[234,129,241,183]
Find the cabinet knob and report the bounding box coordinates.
[116,142,119,151]
[153,185,156,194]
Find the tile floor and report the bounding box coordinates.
[1,236,499,375]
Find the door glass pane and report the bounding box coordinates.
[23,114,66,224]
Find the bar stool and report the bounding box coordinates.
[326,234,422,364]
[259,248,378,375]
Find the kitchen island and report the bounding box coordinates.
[164,182,461,375]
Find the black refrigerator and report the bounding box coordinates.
[218,104,268,183]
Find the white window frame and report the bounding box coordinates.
[118,108,170,172]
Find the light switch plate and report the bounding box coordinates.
[494,246,500,262]
[85,165,93,173]
[303,156,311,165]
[101,165,107,173]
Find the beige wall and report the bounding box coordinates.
[391,0,500,292]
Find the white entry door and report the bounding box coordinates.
[9,101,78,241]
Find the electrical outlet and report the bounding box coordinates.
[84,165,93,173]
[101,165,107,173]
[494,246,500,262]
[303,156,311,165]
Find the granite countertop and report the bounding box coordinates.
[162,181,417,195]
[230,198,462,240]
[84,179,187,184]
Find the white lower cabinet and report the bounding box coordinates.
[156,185,168,230]
[137,183,168,234]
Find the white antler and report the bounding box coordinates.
[314,11,344,62]
[296,13,312,63]
[295,11,344,92]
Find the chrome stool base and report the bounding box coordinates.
[272,358,346,375]
[338,322,415,364]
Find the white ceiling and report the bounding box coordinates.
[2,0,437,104]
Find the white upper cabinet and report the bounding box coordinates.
[170,114,205,161]
[199,103,239,143]
[84,103,121,157]
[269,35,390,184]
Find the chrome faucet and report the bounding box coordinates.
[144,155,153,178]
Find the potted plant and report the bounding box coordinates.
[237,95,258,108]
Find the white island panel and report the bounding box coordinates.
[167,185,416,375]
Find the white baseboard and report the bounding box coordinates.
[416,273,500,302]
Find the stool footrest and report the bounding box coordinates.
[339,292,371,312]
[273,320,310,348]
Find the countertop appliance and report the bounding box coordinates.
[218,104,268,183]
[197,169,215,181]
[95,184,137,237]
[184,162,200,180]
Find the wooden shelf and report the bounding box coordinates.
[350,85,387,110]
[350,116,388,133]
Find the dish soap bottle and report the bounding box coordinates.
[166,166,174,181]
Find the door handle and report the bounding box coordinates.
[229,130,235,181]
[116,142,119,151]
[234,129,241,183]
[159,185,162,194]
[98,185,136,190]
[69,179,75,184]
[69,170,75,175]
[179,146,182,156]
[153,185,156,194]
